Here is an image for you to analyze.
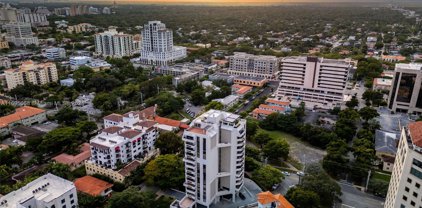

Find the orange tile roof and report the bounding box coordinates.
[409,121,422,148]
[103,113,123,123]
[235,85,253,95]
[265,99,290,106]
[118,160,141,177]
[52,143,91,166]
[252,108,274,115]
[257,191,294,208]
[381,55,406,61]
[102,126,123,134]
[259,104,285,112]
[118,129,141,139]
[155,116,182,128]
[74,176,113,196]
[0,106,45,128]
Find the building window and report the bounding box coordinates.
[405,187,410,192]
[403,195,408,201]
[396,73,416,103]
[410,168,422,180]
[416,183,420,189]
[69,194,73,198]
[411,201,415,206]
[71,200,74,204]
[62,206,66,208]
[408,178,413,183]
[61,199,65,203]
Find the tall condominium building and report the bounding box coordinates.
[16,8,49,27]
[228,52,279,80]
[276,56,352,108]
[4,60,58,90]
[172,110,246,208]
[0,173,78,208]
[3,23,39,46]
[384,121,422,208]
[0,4,18,23]
[94,28,135,58]
[387,63,422,114]
[139,21,186,66]
[89,106,158,170]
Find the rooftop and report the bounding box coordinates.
[52,143,91,166]
[103,113,123,123]
[102,126,123,134]
[0,173,75,208]
[373,78,392,86]
[74,176,113,196]
[256,191,294,208]
[231,52,278,61]
[213,95,239,106]
[234,75,266,82]
[0,106,45,128]
[265,99,290,106]
[375,130,399,155]
[252,108,274,116]
[396,63,422,71]
[117,160,142,177]
[409,121,422,148]
[155,116,182,128]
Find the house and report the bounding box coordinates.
[74,176,113,196]
[252,99,291,120]
[0,106,47,136]
[52,143,91,170]
[381,55,406,62]
[257,191,294,208]
[381,155,395,172]
[11,125,45,145]
[154,116,189,132]
[373,78,392,91]
[375,130,399,158]
[212,95,239,109]
[232,84,253,97]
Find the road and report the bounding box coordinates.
[343,81,366,110]
[275,173,300,195]
[337,182,384,208]
[237,81,279,113]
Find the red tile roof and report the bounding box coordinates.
[266,99,290,106]
[52,143,91,166]
[118,129,141,139]
[252,108,274,116]
[74,176,113,196]
[102,126,123,134]
[409,121,422,148]
[187,127,206,135]
[0,106,45,128]
[136,120,156,128]
[118,160,141,177]
[259,104,285,112]
[103,113,123,123]
[257,191,294,208]
[155,116,182,128]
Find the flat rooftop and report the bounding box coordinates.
[396,63,422,71]
[0,173,75,207]
[234,75,266,82]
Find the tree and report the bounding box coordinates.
[286,187,320,208]
[345,95,359,108]
[107,188,156,208]
[322,139,349,177]
[155,132,183,154]
[76,121,98,138]
[246,118,259,140]
[263,139,290,161]
[245,156,261,171]
[191,88,207,106]
[73,66,94,79]
[301,163,341,207]
[362,90,384,106]
[246,146,261,161]
[93,92,119,112]
[359,107,379,122]
[145,92,184,116]
[367,178,389,197]
[144,154,184,189]
[47,163,71,179]
[0,104,15,116]
[205,101,224,111]
[253,131,272,148]
[38,127,81,155]
[252,165,283,190]
[78,193,107,208]
[55,106,88,126]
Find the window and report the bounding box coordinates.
[416,183,420,189]
[413,192,418,198]
[69,194,73,198]
[410,168,422,180]
[71,200,74,204]
[403,195,408,201]
[400,205,405,208]
[411,201,415,206]
[396,73,416,103]
[405,187,410,192]
[413,159,422,169]
[62,206,66,208]
[408,178,413,183]
[61,199,65,204]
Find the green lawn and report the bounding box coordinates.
[258,129,302,144]
[373,171,391,182]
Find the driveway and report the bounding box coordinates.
[337,181,384,208]
[274,174,300,195]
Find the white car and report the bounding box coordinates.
[281,171,291,176]
[296,171,305,176]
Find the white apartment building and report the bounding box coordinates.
[67,23,96,33]
[0,57,11,68]
[16,8,49,27]
[3,23,39,46]
[45,47,66,60]
[385,121,422,208]
[172,110,246,208]
[0,173,78,208]
[89,107,158,170]
[139,21,186,66]
[387,63,422,115]
[5,61,58,90]
[94,28,136,58]
[276,56,352,108]
[228,52,279,80]
[69,56,91,68]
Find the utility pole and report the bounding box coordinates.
[365,169,371,192]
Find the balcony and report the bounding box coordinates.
[216,172,230,177]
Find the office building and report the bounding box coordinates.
[387,63,422,114]
[0,173,77,208]
[228,52,279,80]
[3,23,39,46]
[34,6,51,16]
[0,4,18,24]
[54,7,70,16]
[45,47,66,60]
[0,106,47,136]
[139,21,186,66]
[173,110,246,208]
[94,28,136,58]
[276,56,352,108]
[5,61,58,90]
[70,56,91,67]
[384,121,422,208]
[0,57,11,68]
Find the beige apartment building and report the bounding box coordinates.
[228,52,279,80]
[387,63,422,115]
[4,60,58,90]
[276,56,353,108]
[384,121,422,208]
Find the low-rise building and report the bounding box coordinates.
[381,55,407,62]
[67,23,96,33]
[232,84,253,97]
[69,56,91,68]
[86,59,111,72]
[252,99,291,120]
[0,57,11,68]
[381,155,395,172]
[0,173,78,208]
[0,41,9,49]
[234,76,267,87]
[0,106,47,136]
[375,130,399,158]
[11,125,45,146]
[213,95,239,109]
[60,78,75,87]
[74,176,113,196]
[256,191,294,208]
[45,47,66,60]
[5,61,58,90]
[52,143,91,170]
[373,78,392,91]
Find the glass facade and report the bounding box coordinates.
[416,83,422,109]
[396,73,416,103]
[389,72,400,108]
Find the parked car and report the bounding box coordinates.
[272,183,280,190]
[281,171,291,176]
[296,171,305,176]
